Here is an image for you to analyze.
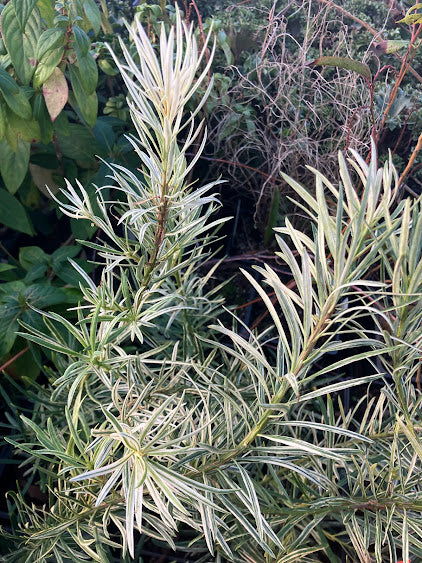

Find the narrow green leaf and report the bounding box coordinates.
[309,56,372,81]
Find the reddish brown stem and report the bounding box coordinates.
[398,131,422,188]
[0,347,29,373]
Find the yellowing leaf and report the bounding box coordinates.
[43,67,68,122]
[29,163,60,197]
[397,3,422,24]
[5,112,41,150]
[373,40,410,55]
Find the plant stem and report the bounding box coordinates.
[398,131,422,188]
[0,347,29,373]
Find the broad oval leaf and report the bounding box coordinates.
[0,301,20,357]
[0,138,30,194]
[43,67,68,122]
[69,65,98,126]
[72,25,90,57]
[0,188,34,235]
[19,246,49,270]
[56,123,104,161]
[33,46,64,88]
[76,52,98,94]
[6,112,41,151]
[0,68,32,120]
[1,1,41,85]
[13,0,38,31]
[37,0,55,27]
[37,28,65,59]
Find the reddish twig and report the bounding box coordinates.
[188,0,210,80]
[398,131,422,188]
[0,347,30,373]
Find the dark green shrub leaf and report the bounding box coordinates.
[23,283,69,309]
[308,56,372,81]
[37,0,55,27]
[93,117,117,151]
[72,25,90,57]
[23,262,48,283]
[33,93,54,144]
[43,67,68,122]
[37,28,65,59]
[83,0,101,34]
[19,246,49,270]
[54,258,91,286]
[0,302,20,357]
[13,0,38,30]
[0,282,68,357]
[56,123,103,161]
[0,138,30,194]
[51,245,81,265]
[68,93,98,130]
[53,111,70,135]
[0,98,6,140]
[0,68,32,120]
[76,52,98,94]
[0,264,16,273]
[0,69,20,95]
[33,46,64,88]
[2,1,41,85]
[29,163,60,197]
[0,189,34,235]
[71,216,96,240]
[69,66,98,126]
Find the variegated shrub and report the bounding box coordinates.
[3,8,422,563]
